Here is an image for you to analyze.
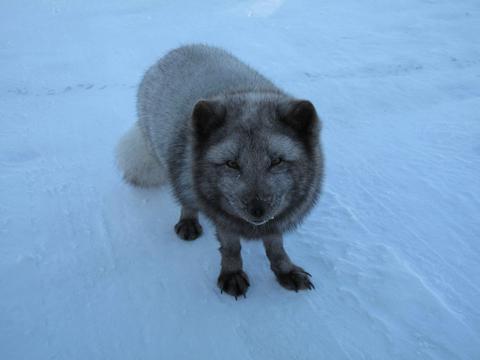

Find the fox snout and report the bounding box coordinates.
[242,195,275,225]
[247,198,267,219]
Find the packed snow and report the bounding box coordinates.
[1,0,479,359]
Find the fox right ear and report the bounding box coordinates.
[278,100,319,136]
[192,100,226,139]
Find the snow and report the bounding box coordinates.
[1,0,479,359]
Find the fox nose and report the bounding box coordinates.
[247,199,266,219]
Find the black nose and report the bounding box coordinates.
[247,199,265,219]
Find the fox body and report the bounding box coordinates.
[117,45,323,297]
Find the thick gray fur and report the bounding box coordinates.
[116,44,323,298]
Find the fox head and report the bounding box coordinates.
[191,93,323,236]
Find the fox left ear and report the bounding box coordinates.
[279,100,319,135]
[192,100,226,140]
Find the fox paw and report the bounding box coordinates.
[174,218,202,241]
[218,270,250,299]
[275,266,314,292]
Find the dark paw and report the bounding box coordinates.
[217,270,250,299]
[275,266,314,292]
[174,218,203,241]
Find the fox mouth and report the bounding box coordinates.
[223,195,278,226]
[247,219,269,226]
[245,215,275,226]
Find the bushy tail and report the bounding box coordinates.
[116,123,167,187]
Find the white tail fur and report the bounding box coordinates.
[116,123,167,187]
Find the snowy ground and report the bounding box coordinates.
[1,0,480,359]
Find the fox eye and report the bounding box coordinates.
[270,157,283,167]
[226,160,240,170]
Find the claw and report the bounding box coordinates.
[217,270,249,298]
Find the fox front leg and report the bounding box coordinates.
[263,234,314,292]
[174,206,203,241]
[216,227,250,299]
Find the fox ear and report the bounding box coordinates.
[192,100,226,139]
[279,100,319,135]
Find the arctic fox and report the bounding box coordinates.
[117,44,323,298]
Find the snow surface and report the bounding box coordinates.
[1,0,480,359]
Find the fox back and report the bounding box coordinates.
[136,45,323,237]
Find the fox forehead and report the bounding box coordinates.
[267,134,303,160]
[205,134,303,163]
[204,138,238,163]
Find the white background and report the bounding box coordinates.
[1,0,479,359]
